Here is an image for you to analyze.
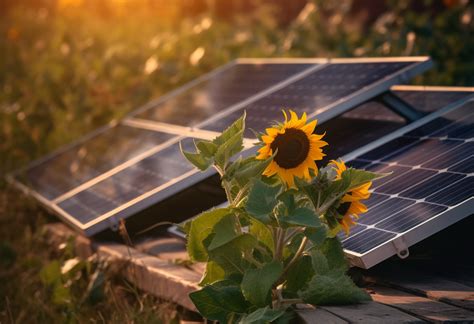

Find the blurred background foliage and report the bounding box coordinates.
[1,0,473,174]
[0,0,472,321]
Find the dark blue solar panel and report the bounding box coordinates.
[17,126,175,200]
[337,223,367,241]
[343,99,473,258]
[135,63,314,126]
[358,198,415,226]
[399,172,465,199]
[382,138,462,166]
[201,62,414,136]
[376,203,448,233]
[358,137,418,161]
[422,142,474,170]
[426,177,474,206]
[342,228,397,254]
[375,169,437,195]
[59,139,196,224]
[448,156,474,174]
[365,193,390,208]
[365,164,412,189]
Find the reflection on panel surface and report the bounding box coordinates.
[135,63,314,126]
[58,138,196,225]
[16,125,175,200]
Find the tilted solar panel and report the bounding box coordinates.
[340,97,474,269]
[131,61,318,126]
[13,124,176,200]
[8,58,437,236]
[198,58,432,137]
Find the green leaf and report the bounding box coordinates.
[214,129,244,169]
[180,142,212,171]
[208,234,258,276]
[345,168,386,190]
[238,306,286,324]
[187,208,231,262]
[213,112,246,146]
[40,260,62,286]
[52,282,71,305]
[199,261,226,286]
[282,207,321,228]
[208,214,238,251]
[190,280,250,322]
[248,218,274,254]
[304,226,327,246]
[245,179,282,224]
[320,237,348,273]
[284,255,314,296]
[241,261,283,307]
[309,249,330,275]
[196,140,218,158]
[232,154,274,187]
[298,272,371,305]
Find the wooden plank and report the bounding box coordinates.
[321,301,426,323]
[44,223,200,311]
[369,285,474,323]
[366,268,474,311]
[297,306,348,324]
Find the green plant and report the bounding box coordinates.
[181,111,383,323]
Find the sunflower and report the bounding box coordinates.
[256,110,327,187]
[331,160,372,235]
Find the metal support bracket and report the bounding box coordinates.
[391,236,410,259]
[377,91,425,122]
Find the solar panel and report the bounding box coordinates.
[51,137,216,234]
[131,61,318,126]
[198,58,432,137]
[12,125,176,200]
[8,58,436,236]
[340,97,474,269]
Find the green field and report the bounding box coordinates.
[1,0,472,322]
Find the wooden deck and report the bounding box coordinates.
[44,223,474,323]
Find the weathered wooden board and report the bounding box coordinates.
[369,285,474,323]
[296,307,348,324]
[366,268,474,311]
[321,301,425,323]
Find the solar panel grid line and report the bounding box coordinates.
[338,98,474,269]
[190,63,327,129]
[347,199,474,268]
[341,97,474,163]
[80,167,212,234]
[52,134,186,204]
[127,60,239,118]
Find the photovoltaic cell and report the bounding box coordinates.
[15,125,175,200]
[134,63,314,126]
[58,138,197,225]
[341,99,474,266]
[343,229,396,254]
[201,61,415,136]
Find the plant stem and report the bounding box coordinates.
[277,236,308,284]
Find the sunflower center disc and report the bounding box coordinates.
[271,128,310,169]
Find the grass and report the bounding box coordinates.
[0,0,472,322]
